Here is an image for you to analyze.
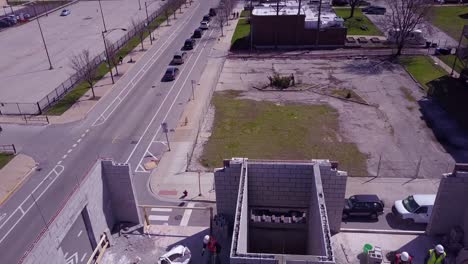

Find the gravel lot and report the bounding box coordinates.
[192,57,455,178]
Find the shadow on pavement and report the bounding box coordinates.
[385,213,427,231]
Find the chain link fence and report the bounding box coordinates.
[0,0,186,115]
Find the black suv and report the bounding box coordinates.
[193,28,203,38]
[343,194,384,220]
[183,38,196,50]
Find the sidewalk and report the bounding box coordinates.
[0,154,36,205]
[149,7,243,203]
[430,55,460,78]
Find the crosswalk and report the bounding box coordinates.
[147,202,197,226]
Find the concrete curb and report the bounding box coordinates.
[0,159,37,206]
[340,228,426,235]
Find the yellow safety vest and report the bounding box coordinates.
[427,249,446,264]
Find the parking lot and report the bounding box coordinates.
[0,0,162,103]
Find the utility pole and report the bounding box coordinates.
[139,0,142,10]
[315,0,322,48]
[191,80,195,100]
[451,25,467,76]
[98,0,107,32]
[145,2,153,45]
[198,171,202,196]
[33,5,53,70]
[102,31,115,84]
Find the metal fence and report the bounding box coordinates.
[0,0,186,115]
[0,144,16,154]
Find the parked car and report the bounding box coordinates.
[200,21,209,30]
[0,19,10,28]
[209,8,216,16]
[343,194,385,220]
[435,47,451,55]
[162,67,180,81]
[60,9,71,16]
[158,245,191,264]
[392,194,435,224]
[202,15,211,22]
[192,28,203,38]
[172,51,187,65]
[183,38,196,50]
[362,5,386,14]
[6,15,17,24]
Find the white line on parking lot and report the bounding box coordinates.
[92,3,201,127]
[131,29,215,171]
[180,202,196,226]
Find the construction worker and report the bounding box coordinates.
[202,235,221,263]
[395,251,412,264]
[425,244,446,264]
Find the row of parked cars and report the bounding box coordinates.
[161,8,216,82]
[343,193,436,224]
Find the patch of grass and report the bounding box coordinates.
[231,18,250,50]
[429,6,468,40]
[333,8,383,36]
[399,86,417,103]
[45,6,180,115]
[331,89,366,104]
[200,91,368,175]
[399,56,447,90]
[0,153,14,169]
[437,54,466,74]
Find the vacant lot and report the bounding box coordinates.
[430,6,468,40]
[334,8,383,36]
[194,57,455,178]
[200,91,368,175]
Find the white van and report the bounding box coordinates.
[393,194,436,224]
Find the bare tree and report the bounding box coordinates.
[132,19,145,51]
[70,49,97,98]
[383,0,433,55]
[347,0,361,18]
[105,38,120,76]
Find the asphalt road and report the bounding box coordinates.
[0,0,218,262]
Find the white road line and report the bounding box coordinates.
[151,208,173,212]
[132,29,215,170]
[149,215,170,221]
[72,144,77,148]
[62,154,68,159]
[180,202,196,226]
[80,253,88,262]
[77,230,82,237]
[77,138,82,143]
[67,149,72,154]
[81,133,86,137]
[92,3,201,127]
[85,129,90,133]
[57,161,62,165]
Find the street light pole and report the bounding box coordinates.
[98,0,107,32]
[33,5,53,70]
[102,31,115,84]
[145,2,153,45]
[451,26,466,76]
[161,122,171,151]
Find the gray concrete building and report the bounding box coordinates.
[214,158,348,264]
[20,159,140,264]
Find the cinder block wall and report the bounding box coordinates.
[214,162,242,223]
[319,162,347,234]
[22,160,140,264]
[427,174,468,239]
[248,162,315,208]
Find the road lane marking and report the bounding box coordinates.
[149,215,170,221]
[57,161,62,165]
[72,144,77,148]
[62,154,68,159]
[67,149,72,154]
[132,29,216,170]
[180,202,196,226]
[80,253,88,262]
[81,133,86,137]
[151,208,173,212]
[92,3,201,127]
[77,138,82,143]
[77,230,82,237]
[85,129,89,133]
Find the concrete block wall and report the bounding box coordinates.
[248,162,315,208]
[318,161,347,234]
[427,173,468,238]
[214,163,242,223]
[22,160,139,264]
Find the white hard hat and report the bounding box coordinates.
[400,252,409,261]
[203,235,210,244]
[435,244,445,254]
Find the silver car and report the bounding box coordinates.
[158,245,191,264]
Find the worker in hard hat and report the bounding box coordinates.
[425,244,446,264]
[202,235,222,263]
[395,251,412,264]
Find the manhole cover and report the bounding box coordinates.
[174,215,182,220]
[131,140,138,144]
